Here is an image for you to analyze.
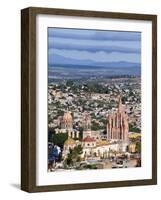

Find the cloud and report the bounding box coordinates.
[49,49,140,64]
[48,28,141,67]
[48,28,141,41]
[48,37,140,54]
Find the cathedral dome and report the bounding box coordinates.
[64,138,76,146]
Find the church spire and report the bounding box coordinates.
[118,96,123,112]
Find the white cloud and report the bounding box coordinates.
[48,37,141,54]
[49,49,140,63]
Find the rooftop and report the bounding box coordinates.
[82,136,96,142]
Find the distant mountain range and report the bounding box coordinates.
[48,55,141,81]
[49,61,140,69]
[48,54,140,69]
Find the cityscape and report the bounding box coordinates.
[48,28,141,172]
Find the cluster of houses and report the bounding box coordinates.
[57,97,135,160]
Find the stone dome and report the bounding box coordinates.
[64,137,76,146]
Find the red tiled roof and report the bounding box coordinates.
[82,136,96,142]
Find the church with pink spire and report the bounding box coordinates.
[107,97,129,142]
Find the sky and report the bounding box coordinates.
[48,28,141,68]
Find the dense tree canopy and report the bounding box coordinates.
[129,123,141,133]
[53,133,68,148]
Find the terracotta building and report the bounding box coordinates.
[107,97,129,141]
[60,111,80,139]
[82,136,96,148]
[61,111,73,136]
[82,112,92,138]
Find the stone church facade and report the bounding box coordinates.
[107,97,129,141]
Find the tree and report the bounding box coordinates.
[135,142,141,153]
[91,121,102,131]
[75,145,83,155]
[78,127,83,140]
[65,148,73,166]
[64,145,83,167]
[129,123,141,133]
[66,80,74,87]
[48,128,55,143]
[52,132,68,148]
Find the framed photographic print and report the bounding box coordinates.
[21,7,157,192]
